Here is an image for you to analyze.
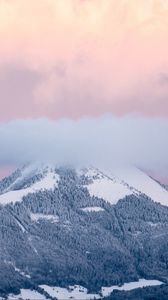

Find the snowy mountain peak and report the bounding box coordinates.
[0,163,168,207]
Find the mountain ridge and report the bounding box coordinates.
[0,163,168,207]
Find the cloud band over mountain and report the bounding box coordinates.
[0,116,167,175]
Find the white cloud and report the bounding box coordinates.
[0,116,167,175]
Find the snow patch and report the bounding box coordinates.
[0,171,59,206]
[30,213,59,223]
[31,171,59,190]
[40,285,100,300]
[14,266,31,279]
[110,166,168,206]
[84,168,133,204]
[101,279,163,297]
[81,206,104,212]
[8,289,47,300]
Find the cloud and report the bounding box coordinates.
[0,0,168,120]
[0,66,41,120]
[0,116,168,175]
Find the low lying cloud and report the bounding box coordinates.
[0,116,168,175]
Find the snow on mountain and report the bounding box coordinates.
[82,166,168,206]
[1,164,168,300]
[81,206,105,212]
[101,279,163,297]
[40,284,100,300]
[0,167,59,206]
[30,213,59,223]
[8,289,47,300]
[7,280,164,300]
[4,260,31,279]
[0,163,168,207]
[108,166,168,206]
[82,168,133,205]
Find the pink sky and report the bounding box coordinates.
[0,0,168,181]
[0,0,168,120]
[0,166,14,179]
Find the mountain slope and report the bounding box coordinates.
[109,166,168,206]
[1,164,168,207]
[0,164,168,299]
[0,165,59,205]
[79,166,168,206]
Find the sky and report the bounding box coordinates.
[0,0,168,179]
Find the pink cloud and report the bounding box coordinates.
[0,0,168,120]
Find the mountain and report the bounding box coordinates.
[0,164,168,300]
[1,164,168,207]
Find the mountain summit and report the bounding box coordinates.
[0,164,167,207]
